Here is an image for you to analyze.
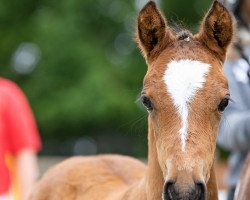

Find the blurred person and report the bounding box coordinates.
[218,0,250,199]
[0,78,41,200]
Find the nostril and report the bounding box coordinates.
[163,180,176,200]
[195,181,206,200]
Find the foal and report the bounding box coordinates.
[29,1,233,200]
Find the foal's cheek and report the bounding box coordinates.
[209,113,221,137]
[150,115,163,137]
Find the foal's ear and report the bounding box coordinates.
[196,1,233,61]
[136,1,173,61]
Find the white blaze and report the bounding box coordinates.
[163,59,211,151]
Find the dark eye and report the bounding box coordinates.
[218,96,230,113]
[141,96,153,111]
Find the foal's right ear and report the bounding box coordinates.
[136,1,173,62]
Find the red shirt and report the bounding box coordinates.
[0,78,41,195]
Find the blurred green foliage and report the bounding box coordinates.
[0,0,211,156]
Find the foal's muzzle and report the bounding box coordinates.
[163,180,206,200]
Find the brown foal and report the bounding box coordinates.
[29,1,234,199]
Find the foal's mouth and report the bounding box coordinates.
[163,180,206,200]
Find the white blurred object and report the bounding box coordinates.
[73,137,97,155]
[0,195,8,200]
[11,42,41,75]
[219,190,228,200]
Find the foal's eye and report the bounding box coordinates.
[141,96,153,111]
[218,96,230,113]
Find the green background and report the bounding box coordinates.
[0,0,212,156]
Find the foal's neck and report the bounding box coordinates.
[121,120,164,200]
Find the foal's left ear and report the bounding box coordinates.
[136,1,173,62]
[196,1,234,62]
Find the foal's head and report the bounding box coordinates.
[136,1,233,199]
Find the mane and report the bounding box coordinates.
[176,30,191,41]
